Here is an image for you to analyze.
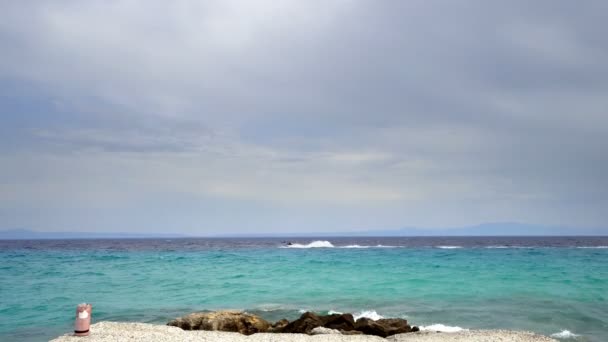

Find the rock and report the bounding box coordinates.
[278,312,356,334]
[269,318,289,333]
[323,313,356,331]
[167,310,270,335]
[354,317,412,337]
[311,327,342,335]
[411,326,420,332]
[278,312,324,334]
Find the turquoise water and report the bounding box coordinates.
[0,237,607,341]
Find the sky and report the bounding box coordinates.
[0,1,607,235]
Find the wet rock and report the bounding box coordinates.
[354,317,412,337]
[278,312,324,334]
[277,312,355,334]
[323,313,356,331]
[411,326,420,332]
[269,318,289,333]
[167,310,270,335]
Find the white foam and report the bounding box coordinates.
[281,240,335,248]
[576,246,608,249]
[327,310,343,315]
[256,303,285,311]
[436,246,463,249]
[484,246,536,249]
[419,324,467,333]
[339,244,398,249]
[353,310,384,321]
[550,330,580,339]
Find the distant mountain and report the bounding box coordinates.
[210,222,606,237]
[0,229,187,240]
[346,222,606,236]
[1,223,605,239]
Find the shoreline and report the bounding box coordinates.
[50,322,558,342]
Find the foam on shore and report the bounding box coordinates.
[353,310,384,321]
[419,324,467,333]
[550,330,580,339]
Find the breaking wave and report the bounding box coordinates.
[353,310,384,321]
[281,241,398,249]
[298,309,383,321]
[419,324,467,332]
[281,241,335,248]
[485,246,536,249]
[436,246,463,249]
[340,245,397,249]
[550,330,580,339]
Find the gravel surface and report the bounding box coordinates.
[50,322,557,342]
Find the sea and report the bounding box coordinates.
[0,236,607,341]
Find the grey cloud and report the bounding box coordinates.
[0,0,607,232]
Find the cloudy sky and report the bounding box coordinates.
[1,1,607,234]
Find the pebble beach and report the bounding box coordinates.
[50,322,557,342]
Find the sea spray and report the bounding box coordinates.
[281,241,334,248]
[353,310,384,321]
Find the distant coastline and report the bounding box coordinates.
[0,229,187,240]
[1,222,606,240]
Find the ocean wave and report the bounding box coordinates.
[255,303,289,312]
[485,246,536,249]
[295,309,383,321]
[419,324,467,332]
[339,244,397,249]
[353,310,384,321]
[280,240,335,248]
[576,246,608,249]
[436,246,463,249]
[550,330,580,339]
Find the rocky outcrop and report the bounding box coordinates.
[324,313,356,331]
[354,317,412,337]
[278,312,324,334]
[167,310,270,335]
[168,310,415,337]
[277,312,355,334]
